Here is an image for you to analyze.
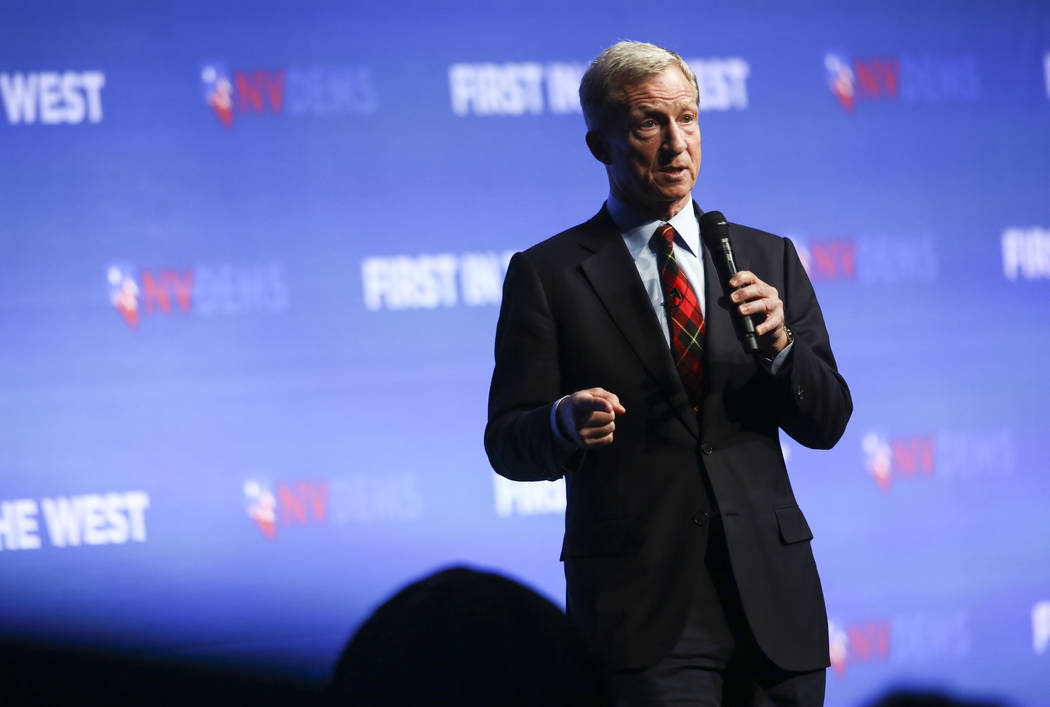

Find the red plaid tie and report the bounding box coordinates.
[653,223,705,407]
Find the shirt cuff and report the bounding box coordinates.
[769,340,794,375]
[549,395,580,451]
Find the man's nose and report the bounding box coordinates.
[663,122,688,154]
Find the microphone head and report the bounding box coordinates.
[699,210,730,247]
[700,210,727,228]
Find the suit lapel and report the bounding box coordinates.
[577,207,700,439]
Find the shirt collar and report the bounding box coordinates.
[606,191,701,262]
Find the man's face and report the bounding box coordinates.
[591,66,701,221]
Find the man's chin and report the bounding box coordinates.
[650,182,694,203]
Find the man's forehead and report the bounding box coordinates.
[617,68,698,108]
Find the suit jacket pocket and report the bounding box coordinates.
[775,505,814,544]
[560,518,634,560]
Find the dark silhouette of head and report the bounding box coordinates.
[330,566,612,705]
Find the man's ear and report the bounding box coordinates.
[585,130,611,164]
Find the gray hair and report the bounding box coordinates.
[579,41,699,131]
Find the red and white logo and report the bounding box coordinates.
[793,234,939,286]
[861,427,1014,492]
[824,52,980,113]
[825,54,858,112]
[825,53,901,112]
[107,263,142,328]
[243,473,424,539]
[828,619,891,674]
[830,611,969,675]
[201,64,235,126]
[244,480,278,539]
[795,239,857,282]
[861,432,936,491]
[106,262,288,328]
[200,61,377,127]
[244,479,329,540]
[106,263,193,328]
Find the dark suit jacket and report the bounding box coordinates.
[484,203,852,672]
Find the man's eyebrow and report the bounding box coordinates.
[630,101,697,115]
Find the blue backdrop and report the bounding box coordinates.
[2,1,1049,704]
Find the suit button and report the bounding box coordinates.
[701,443,713,455]
[794,385,805,401]
[692,513,708,527]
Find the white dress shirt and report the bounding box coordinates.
[606,191,706,346]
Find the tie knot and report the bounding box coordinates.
[653,223,676,252]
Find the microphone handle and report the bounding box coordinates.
[719,238,760,353]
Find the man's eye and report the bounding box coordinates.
[639,119,656,128]
[681,114,695,123]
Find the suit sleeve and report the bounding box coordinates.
[772,237,853,449]
[484,251,566,481]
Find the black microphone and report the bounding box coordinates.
[699,210,759,353]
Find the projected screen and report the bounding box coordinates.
[1,1,1048,704]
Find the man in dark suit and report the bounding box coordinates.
[485,41,851,706]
